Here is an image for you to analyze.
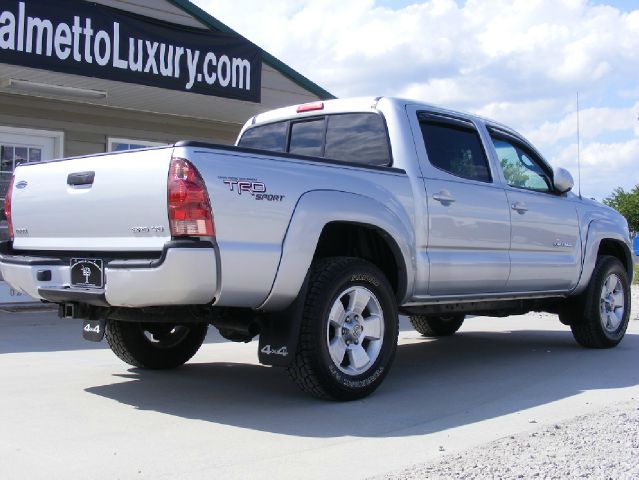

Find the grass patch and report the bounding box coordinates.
[634,264,639,285]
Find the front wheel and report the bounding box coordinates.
[287,257,399,400]
[569,255,630,348]
[106,321,208,369]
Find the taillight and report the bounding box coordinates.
[5,175,14,241]
[167,158,214,237]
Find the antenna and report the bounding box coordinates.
[576,92,582,199]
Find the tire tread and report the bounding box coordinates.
[409,314,464,337]
[105,321,208,369]
[106,320,145,368]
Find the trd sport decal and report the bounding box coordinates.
[219,176,285,202]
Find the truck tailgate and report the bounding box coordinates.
[9,147,173,252]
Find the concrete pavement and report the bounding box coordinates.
[1,309,638,479]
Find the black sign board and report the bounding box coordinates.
[0,0,262,102]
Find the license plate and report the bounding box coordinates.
[70,258,104,289]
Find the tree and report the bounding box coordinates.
[603,185,639,233]
[500,158,529,187]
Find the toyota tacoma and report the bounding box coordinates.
[0,97,632,400]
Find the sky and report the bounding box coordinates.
[193,0,639,201]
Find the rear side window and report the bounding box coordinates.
[420,121,492,183]
[238,122,287,152]
[325,114,390,166]
[237,113,392,167]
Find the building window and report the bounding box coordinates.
[108,138,167,152]
[1,145,42,171]
[0,125,64,202]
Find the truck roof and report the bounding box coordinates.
[240,96,546,169]
[247,96,519,137]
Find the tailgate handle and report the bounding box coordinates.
[67,171,95,186]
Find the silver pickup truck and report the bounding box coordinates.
[0,97,632,400]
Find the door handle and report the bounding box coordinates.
[511,201,528,214]
[432,190,456,205]
[67,171,95,186]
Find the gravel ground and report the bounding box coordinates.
[374,285,639,480]
[376,401,639,480]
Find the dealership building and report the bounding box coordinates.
[0,0,333,302]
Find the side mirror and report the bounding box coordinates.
[553,167,574,194]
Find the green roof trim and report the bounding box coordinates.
[167,0,336,101]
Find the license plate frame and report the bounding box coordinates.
[70,258,104,289]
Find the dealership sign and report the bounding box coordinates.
[0,0,262,102]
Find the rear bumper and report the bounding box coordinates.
[0,241,218,308]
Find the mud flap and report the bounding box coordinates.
[258,278,308,367]
[82,319,106,342]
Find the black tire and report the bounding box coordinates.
[106,321,208,369]
[409,314,465,337]
[566,255,630,348]
[287,257,399,401]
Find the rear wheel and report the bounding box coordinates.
[567,255,630,348]
[409,314,465,337]
[106,321,208,369]
[287,257,399,401]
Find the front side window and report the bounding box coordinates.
[491,136,551,192]
[420,121,492,182]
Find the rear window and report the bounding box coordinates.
[325,114,390,166]
[237,113,391,167]
[289,119,324,157]
[237,122,287,152]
